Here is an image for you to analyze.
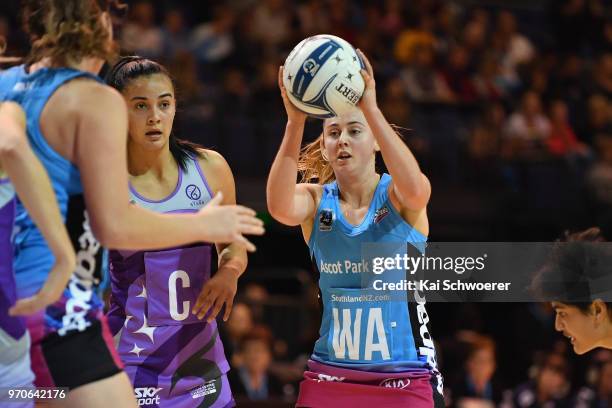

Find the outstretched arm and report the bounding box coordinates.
[69,82,264,250]
[357,50,431,211]
[0,102,75,315]
[266,67,318,226]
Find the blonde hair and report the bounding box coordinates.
[24,0,123,66]
[297,133,335,185]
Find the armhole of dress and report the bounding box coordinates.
[193,156,215,198]
[307,184,327,253]
[31,71,99,166]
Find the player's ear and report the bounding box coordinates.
[591,299,608,324]
[319,133,329,162]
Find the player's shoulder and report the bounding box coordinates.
[54,79,125,114]
[196,148,231,175]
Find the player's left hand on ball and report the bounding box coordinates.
[192,267,239,323]
[356,49,377,110]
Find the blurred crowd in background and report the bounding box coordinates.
[1,0,612,406]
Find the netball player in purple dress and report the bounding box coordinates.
[105,57,243,408]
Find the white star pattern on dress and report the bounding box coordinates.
[124,315,133,328]
[130,343,144,357]
[136,285,147,299]
[134,314,156,343]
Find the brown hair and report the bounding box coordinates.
[23,0,124,66]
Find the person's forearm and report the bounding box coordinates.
[266,120,305,217]
[101,205,210,250]
[2,145,74,264]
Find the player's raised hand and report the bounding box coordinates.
[197,192,264,252]
[356,49,378,112]
[278,66,307,123]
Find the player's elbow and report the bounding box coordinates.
[0,129,27,158]
[91,217,129,249]
[267,200,298,226]
[397,179,431,211]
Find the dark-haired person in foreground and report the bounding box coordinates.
[105,56,245,407]
[533,227,612,354]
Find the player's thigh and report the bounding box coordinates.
[44,372,136,408]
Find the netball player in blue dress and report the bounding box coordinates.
[105,57,243,407]
[0,101,74,408]
[0,1,263,406]
[267,50,444,407]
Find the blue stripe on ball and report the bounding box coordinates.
[291,39,342,100]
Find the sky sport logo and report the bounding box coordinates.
[134,387,162,406]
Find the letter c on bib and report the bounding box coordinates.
[169,270,190,321]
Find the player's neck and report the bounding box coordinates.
[336,171,380,208]
[29,56,104,75]
[128,145,176,180]
[600,323,612,350]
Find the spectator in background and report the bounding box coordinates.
[222,302,254,365]
[588,136,612,210]
[442,45,477,103]
[549,55,587,121]
[472,53,506,102]
[580,94,612,145]
[547,99,589,158]
[462,15,488,70]
[492,11,535,90]
[190,5,236,83]
[160,8,190,59]
[297,0,330,37]
[503,352,571,407]
[378,0,405,40]
[120,0,163,58]
[248,0,291,56]
[468,102,504,176]
[450,333,502,407]
[327,0,363,44]
[401,43,455,103]
[503,91,551,159]
[380,77,411,128]
[242,282,269,322]
[228,325,286,401]
[394,15,437,66]
[433,3,460,55]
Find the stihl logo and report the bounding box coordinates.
[134,387,162,406]
[380,378,411,389]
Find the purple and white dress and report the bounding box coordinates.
[107,156,234,408]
